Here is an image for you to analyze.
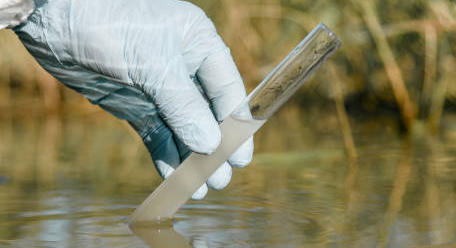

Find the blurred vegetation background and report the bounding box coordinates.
[1,1,456,246]
[0,0,456,173]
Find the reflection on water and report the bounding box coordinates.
[1,116,456,247]
[130,221,192,248]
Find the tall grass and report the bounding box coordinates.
[1,3,456,244]
[0,0,455,134]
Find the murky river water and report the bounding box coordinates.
[1,117,456,247]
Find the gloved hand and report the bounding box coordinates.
[12,0,254,199]
[0,0,34,29]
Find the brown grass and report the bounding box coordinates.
[1,0,456,135]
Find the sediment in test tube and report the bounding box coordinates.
[244,23,342,120]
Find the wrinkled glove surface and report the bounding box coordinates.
[0,0,34,29]
[13,0,254,199]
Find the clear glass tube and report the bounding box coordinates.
[233,23,342,120]
[129,23,341,224]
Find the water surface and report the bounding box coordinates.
[1,118,456,247]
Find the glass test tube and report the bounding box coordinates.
[233,22,342,121]
[130,23,342,224]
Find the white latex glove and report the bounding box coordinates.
[12,0,254,199]
[0,0,34,29]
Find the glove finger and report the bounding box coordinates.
[196,48,254,168]
[196,47,247,122]
[173,133,232,192]
[181,6,254,167]
[180,6,248,121]
[206,162,232,190]
[192,184,209,200]
[144,124,208,200]
[228,137,254,168]
[146,56,221,155]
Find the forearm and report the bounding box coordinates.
[0,0,34,29]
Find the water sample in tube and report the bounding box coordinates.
[129,23,342,225]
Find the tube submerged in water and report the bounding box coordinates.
[129,23,342,224]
